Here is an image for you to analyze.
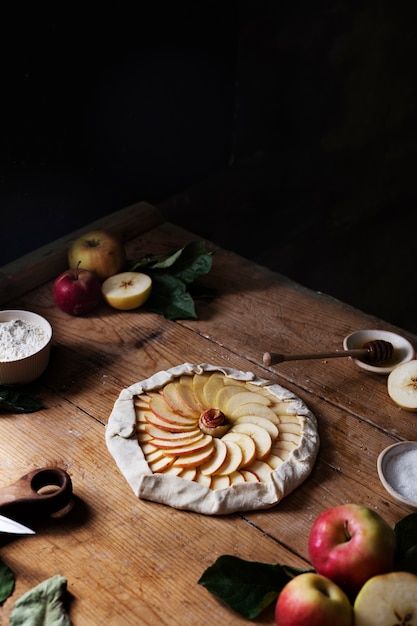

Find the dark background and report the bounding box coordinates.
[1,2,417,333]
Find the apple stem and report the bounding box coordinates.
[343,519,352,541]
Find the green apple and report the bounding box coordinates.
[68,230,126,281]
[308,504,396,595]
[354,571,417,626]
[275,572,353,626]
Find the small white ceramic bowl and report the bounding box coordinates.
[343,329,415,375]
[0,310,52,385]
[377,441,417,510]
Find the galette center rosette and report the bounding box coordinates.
[105,363,319,515]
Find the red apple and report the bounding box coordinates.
[53,267,102,316]
[308,504,396,596]
[68,230,126,281]
[275,572,353,626]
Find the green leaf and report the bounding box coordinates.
[145,274,197,320]
[126,241,214,319]
[10,574,71,625]
[0,386,43,414]
[0,559,15,604]
[198,555,311,619]
[394,512,417,574]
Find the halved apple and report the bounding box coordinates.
[387,360,417,411]
[102,271,152,310]
[353,571,417,626]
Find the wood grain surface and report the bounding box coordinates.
[0,204,415,624]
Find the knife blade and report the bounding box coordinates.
[0,513,35,535]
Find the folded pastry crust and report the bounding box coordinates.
[106,363,319,515]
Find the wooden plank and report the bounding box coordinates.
[0,201,163,306]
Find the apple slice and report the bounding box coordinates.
[354,571,417,626]
[230,402,280,423]
[225,391,272,414]
[213,440,243,475]
[192,372,212,408]
[172,442,215,468]
[194,471,212,487]
[240,469,261,482]
[228,471,246,485]
[148,454,177,473]
[203,372,226,408]
[278,421,301,435]
[278,431,301,444]
[215,385,250,413]
[230,422,272,460]
[210,474,231,490]
[144,424,202,441]
[387,360,417,411]
[234,415,279,440]
[141,409,197,433]
[162,382,199,418]
[102,271,152,310]
[155,434,212,455]
[249,460,274,482]
[178,375,205,411]
[266,454,285,469]
[199,438,229,476]
[222,431,256,468]
[177,467,197,481]
[149,394,198,427]
[162,465,183,476]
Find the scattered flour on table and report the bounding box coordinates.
[0,319,48,361]
[385,448,417,502]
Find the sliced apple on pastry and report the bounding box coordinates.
[215,385,250,413]
[249,460,274,481]
[240,469,261,483]
[192,372,212,408]
[148,454,177,473]
[224,391,272,415]
[141,409,197,433]
[172,442,215,468]
[222,431,256,468]
[230,422,272,460]
[162,381,199,418]
[234,415,279,440]
[202,372,227,408]
[154,434,212,454]
[149,393,197,426]
[229,402,280,423]
[210,474,231,490]
[199,438,229,476]
[213,439,243,475]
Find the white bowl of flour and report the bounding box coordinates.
[0,310,52,385]
[377,441,417,510]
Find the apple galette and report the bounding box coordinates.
[106,363,319,515]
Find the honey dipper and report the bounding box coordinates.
[262,339,394,366]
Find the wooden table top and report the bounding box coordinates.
[1,202,416,625]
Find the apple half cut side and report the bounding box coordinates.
[102,271,152,311]
[353,571,417,626]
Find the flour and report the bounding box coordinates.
[0,319,48,362]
